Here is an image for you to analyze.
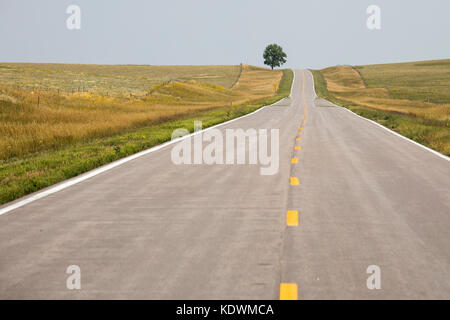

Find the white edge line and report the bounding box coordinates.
[307,69,449,162]
[0,70,297,216]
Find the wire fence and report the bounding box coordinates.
[0,84,146,99]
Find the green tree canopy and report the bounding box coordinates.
[263,44,287,70]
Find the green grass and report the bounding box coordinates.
[277,69,294,96]
[348,106,448,150]
[310,60,450,156]
[355,59,450,104]
[311,69,336,104]
[0,68,293,205]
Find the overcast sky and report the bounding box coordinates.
[0,0,449,69]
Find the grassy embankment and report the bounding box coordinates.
[310,59,450,156]
[0,63,293,204]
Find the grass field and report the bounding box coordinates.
[0,63,293,204]
[0,63,242,96]
[311,59,450,156]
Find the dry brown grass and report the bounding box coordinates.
[0,63,242,95]
[0,64,282,160]
[321,66,366,92]
[320,65,450,123]
[313,60,450,155]
[232,65,282,101]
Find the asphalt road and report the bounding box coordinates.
[0,70,449,299]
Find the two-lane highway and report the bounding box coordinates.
[282,71,450,299]
[1,70,449,299]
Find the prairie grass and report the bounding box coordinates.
[0,64,292,204]
[0,64,282,160]
[311,60,450,156]
[0,63,241,96]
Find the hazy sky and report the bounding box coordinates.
[0,0,449,69]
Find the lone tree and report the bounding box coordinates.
[263,44,287,69]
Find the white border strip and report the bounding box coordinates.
[307,70,449,162]
[0,70,297,216]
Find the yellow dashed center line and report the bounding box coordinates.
[281,72,308,300]
[280,283,298,300]
[286,210,299,226]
